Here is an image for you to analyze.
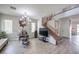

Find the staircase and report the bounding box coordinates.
[42,15,60,45]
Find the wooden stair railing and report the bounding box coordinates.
[42,15,52,26]
[42,15,60,45]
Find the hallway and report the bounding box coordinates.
[1,36,79,54]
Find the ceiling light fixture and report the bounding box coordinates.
[19,10,31,27]
[10,6,16,10]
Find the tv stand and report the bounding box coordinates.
[39,35,48,42]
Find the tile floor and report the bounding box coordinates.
[1,35,79,54]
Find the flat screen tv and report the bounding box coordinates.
[39,28,48,37]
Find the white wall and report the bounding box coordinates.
[72,23,77,35]
[0,15,1,31]
[59,18,71,38]
[37,18,45,36]
[38,18,45,28]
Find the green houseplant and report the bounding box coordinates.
[0,31,7,39]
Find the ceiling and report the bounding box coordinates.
[0,4,73,19]
[70,14,79,23]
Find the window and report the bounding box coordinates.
[77,24,79,35]
[77,24,79,33]
[31,23,35,32]
[4,20,12,34]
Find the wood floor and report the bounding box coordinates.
[1,35,79,54]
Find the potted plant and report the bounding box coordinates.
[0,31,7,39]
